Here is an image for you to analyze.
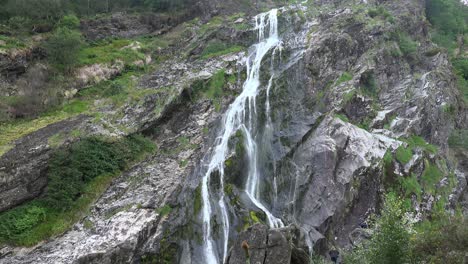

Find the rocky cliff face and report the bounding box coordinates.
[0,0,466,263]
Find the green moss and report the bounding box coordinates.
[200,42,244,59]
[191,70,230,112]
[241,210,266,231]
[48,133,66,148]
[405,136,438,154]
[179,159,188,168]
[335,113,349,122]
[0,35,27,50]
[360,71,379,97]
[193,184,202,215]
[336,72,353,85]
[157,205,173,217]
[396,146,413,165]
[77,38,147,66]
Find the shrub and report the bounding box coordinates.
[397,33,418,57]
[399,173,422,200]
[58,14,80,29]
[44,27,83,73]
[412,214,468,263]
[396,146,412,164]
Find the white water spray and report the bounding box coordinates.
[200,9,283,264]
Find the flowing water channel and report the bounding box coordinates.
[200,8,284,264]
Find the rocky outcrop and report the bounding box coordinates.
[227,224,294,264]
[277,117,400,250]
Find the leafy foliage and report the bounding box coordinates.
[395,145,412,164]
[412,213,468,263]
[44,27,83,73]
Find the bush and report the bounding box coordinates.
[396,32,418,57]
[44,27,83,73]
[58,14,80,29]
[412,214,468,263]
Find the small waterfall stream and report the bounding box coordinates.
[200,9,284,264]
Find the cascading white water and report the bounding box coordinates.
[200,9,283,264]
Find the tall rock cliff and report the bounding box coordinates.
[0,0,466,263]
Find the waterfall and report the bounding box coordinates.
[200,9,283,264]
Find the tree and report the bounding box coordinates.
[344,193,412,264]
[44,27,83,73]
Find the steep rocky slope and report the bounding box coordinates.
[0,0,466,263]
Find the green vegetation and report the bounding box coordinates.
[367,6,394,23]
[0,0,192,23]
[425,0,468,101]
[335,113,349,123]
[344,193,412,264]
[404,135,438,154]
[191,70,230,111]
[399,173,422,200]
[193,184,202,215]
[421,160,443,193]
[336,72,353,85]
[395,145,413,164]
[426,0,467,55]
[200,41,244,59]
[44,26,83,73]
[391,31,418,58]
[0,100,88,156]
[157,205,173,217]
[345,192,467,264]
[241,211,266,231]
[448,129,468,149]
[77,38,148,66]
[0,135,155,246]
[412,212,468,263]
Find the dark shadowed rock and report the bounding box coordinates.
[227,224,301,264]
